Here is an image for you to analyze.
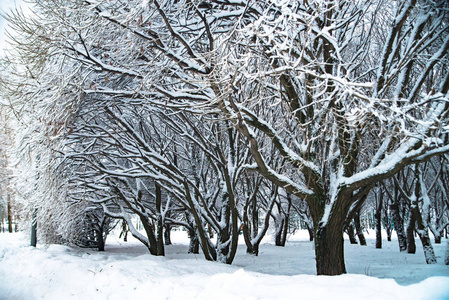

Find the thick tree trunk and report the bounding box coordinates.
[315,224,346,275]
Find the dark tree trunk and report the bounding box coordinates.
[216,193,234,262]
[375,191,383,249]
[155,184,165,256]
[346,224,358,244]
[386,225,392,242]
[242,184,259,255]
[120,221,128,242]
[7,196,13,233]
[164,224,172,245]
[306,224,314,241]
[187,226,199,254]
[275,218,285,246]
[406,211,416,254]
[375,214,382,249]
[417,231,437,264]
[96,230,105,251]
[354,212,367,246]
[411,205,437,264]
[31,209,37,247]
[275,198,291,247]
[96,217,106,251]
[390,189,407,251]
[315,224,346,275]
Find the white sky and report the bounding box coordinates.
[0,0,25,55]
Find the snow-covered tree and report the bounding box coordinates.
[2,0,448,276]
[201,0,449,274]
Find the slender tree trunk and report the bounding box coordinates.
[7,196,13,233]
[164,224,172,245]
[306,224,314,241]
[406,210,416,254]
[375,191,383,249]
[155,184,165,256]
[445,238,449,265]
[275,198,291,247]
[346,224,358,244]
[187,226,199,254]
[156,215,165,255]
[385,225,392,242]
[119,221,128,242]
[354,212,367,246]
[217,193,232,262]
[275,218,285,246]
[31,209,37,247]
[412,205,436,264]
[96,230,105,251]
[243,186,259,255]
[390,188,407,251]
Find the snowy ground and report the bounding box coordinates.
[1,230,448,300]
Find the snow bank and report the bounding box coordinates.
[1,231,448,300]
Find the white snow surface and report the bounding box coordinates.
[1,230,448,300]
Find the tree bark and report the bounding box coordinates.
[406,210,416,254]
[412,204,437,264]
[354,212,367,246]
[315,224,346,275]
[155,184,165,256]
[346,224,358,244]
[31,209,37,247]
[306,224,314,241]
[164,224,172,245]
[375,191,383,249]
[275,198,291,247]
[390,187,407,251]
[445,238,449,265]
[7,195,13,233]
[187,226,199,254]
[96,230,105,251]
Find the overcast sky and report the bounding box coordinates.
[0,0,25,55]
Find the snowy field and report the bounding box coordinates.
[1,230,448,300]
